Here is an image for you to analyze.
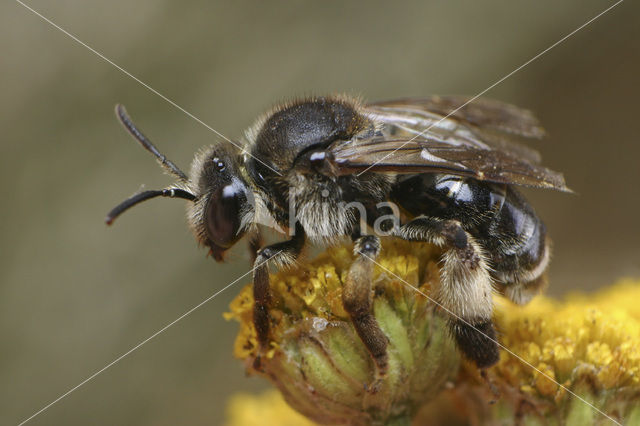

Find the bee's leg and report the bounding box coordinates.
[396,217,499,368]
[343,235,389,377]
[253,227,305,361]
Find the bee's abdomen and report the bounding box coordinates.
[391,174,498,224]
[483,186,549,285]
[391,174,549,287]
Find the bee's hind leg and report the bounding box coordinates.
[396,217,500,368]
[343,235,389,378]
[252,226,305,369]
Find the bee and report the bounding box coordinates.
[107,95,569,372]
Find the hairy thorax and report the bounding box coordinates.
[288,173,356,244]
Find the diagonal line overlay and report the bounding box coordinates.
[13,0,626,424]
[16,257,271,426]
[15,0,282,177]
[364,253,622,425]
[356,0,624,176]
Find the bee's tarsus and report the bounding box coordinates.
[451,319,500,368]
[344,235,389,378]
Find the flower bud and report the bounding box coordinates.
[225,240,460,425]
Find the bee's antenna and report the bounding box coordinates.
[105,188,196,225]
[115,104,190,182]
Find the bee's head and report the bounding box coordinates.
[106,105,253,262]
[186,143,253,261]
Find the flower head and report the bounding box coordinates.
[226,239,640,424]
[225,240,459,425]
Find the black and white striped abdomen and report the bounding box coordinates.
[391,173,550,303]
[483,185,550,288]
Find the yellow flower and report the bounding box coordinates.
[225,389,315,426]
[225,240,458,425]
[225,240,640,425]
[495,278,640,394]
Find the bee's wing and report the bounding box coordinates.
[326,97,570,191]
[368,96,548,163]
[369,96,546,138]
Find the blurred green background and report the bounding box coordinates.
[1,1,638,425]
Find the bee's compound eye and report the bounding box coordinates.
[212,157,226,171]
[204,180,246,249]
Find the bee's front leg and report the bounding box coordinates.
[343,235,389,378]
[253,227,305,365]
